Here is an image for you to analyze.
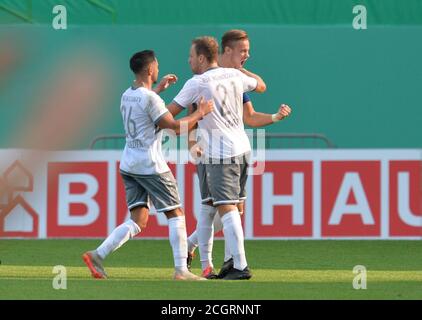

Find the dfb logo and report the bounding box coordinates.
[47,162,108,237]
[322,161,381,237]
[253,161,313,237]
[389,161,422,236]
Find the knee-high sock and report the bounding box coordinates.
[168,216,188,271]
[96,219,141,259]
[212,212,224,233]
[223,238,231,262]
[221,210,247,270]
[187,206,222,255]
[212,214,231,262]
[187,231,198,254]
[197,205,217,270]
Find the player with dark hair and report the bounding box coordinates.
[82,50,213,281]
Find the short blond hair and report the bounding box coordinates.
[192,36,219,63]
[221,29,249,53]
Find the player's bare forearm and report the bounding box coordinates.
[187,104,198,144]
[166,102,184,117]
[239,68,266,93]
[239,68,264,82]
[243,102,292,127]
[158,98,213,135]
[243,111,274,127]
[152,87,162,94]
[174,112,202,135]
[174,98,213,135]
[157,110,203,136]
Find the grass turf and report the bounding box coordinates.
[0,239,421,299]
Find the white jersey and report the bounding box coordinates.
[173,67,257,159]
[119,87,170,175]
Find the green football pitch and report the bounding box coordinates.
[0,239,421,300]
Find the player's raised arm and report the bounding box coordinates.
[157,97,213,135]
[153,74,178,94]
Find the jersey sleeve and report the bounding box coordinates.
[236,69,258,93]
[173,78,199,109]
[147,93,169,124]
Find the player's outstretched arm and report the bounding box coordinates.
[166,102,185,117]
[239,68,266,93]
[243,102,291,127]
[157,97,213,135]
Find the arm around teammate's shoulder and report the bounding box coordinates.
[166,102,185,117]
[239,68,266,93]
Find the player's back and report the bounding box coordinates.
[119,86,170,175]
[196,68,243,127]
[194,67,256,158]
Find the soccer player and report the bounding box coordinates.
[82,50,213,281]
[166,36,265,280]
[185,30,292,279]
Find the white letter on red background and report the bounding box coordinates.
[398,172,422,227]
[329,172,374,225]
[262,172,304,225]
[58,174,99,225]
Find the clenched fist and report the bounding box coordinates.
[274,104,292,121]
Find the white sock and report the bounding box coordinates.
[96,219,141,259]
[168,216,188,272]
[221,210,247,270]
[197,204,217,270]
[187,206,222,257]
[187,231,198,254]
[212,213,223,233]
[224,237,232,262]
[213,214,231,261]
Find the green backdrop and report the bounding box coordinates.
[0,1,421,148]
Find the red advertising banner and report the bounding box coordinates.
[0,150,420,239]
